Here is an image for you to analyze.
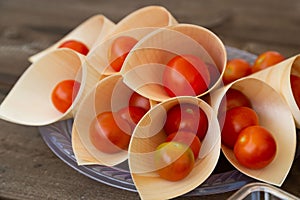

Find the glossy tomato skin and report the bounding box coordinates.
[166,131,201,159]
[252,51,285,73]
[164,103,208,141]
[234,125,277,169]
[58,40,89,55]
[221,106,259,149]
[162,54,210,97]
[223,59,251,85]
[154,142,195,181]
[109,36,138,72]
[51,80,80,113]
[89,112,131,154]
[129,92,151,111]
[117,106,147,131]
[290,75,300,109]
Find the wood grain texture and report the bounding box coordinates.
[0,0,299,199]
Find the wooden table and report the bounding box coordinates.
[1,0,299,199]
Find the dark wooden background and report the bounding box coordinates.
[0,0,299,199]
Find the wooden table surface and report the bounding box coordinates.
[1,0,299,199]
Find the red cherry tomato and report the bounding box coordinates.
[290,75,300,109]
[219,88,252,115]
[58,40,89,55]
[117,106,147,131]
[109,36,138,72]
[129,92,151,111]
[234,125,277,169]
[166,131,201,159]
[51,80,80,113]
[89,112,131,154]
[223,59,251,85]
[154,142,195,181]
[252,51,285,73]
[162,54,211,97]
[221,106,259,149]
[164,103,208,141]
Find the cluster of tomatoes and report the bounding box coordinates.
[154,103,208,181]
[51,36,138,113]
[223,50,300,109]
[49,37,300,182]
[220,51,300,169]
[51,37,219,113]
[222,51,285,85]
[89,91,150,153]
[219,88,277,169]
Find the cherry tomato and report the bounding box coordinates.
[221,106,259,149]
[162,54,210,97]
[51,80,80,113]
[129,92,151,111]
[252,51,285,73]
[164,103,208,141]
[223,58,251,85]
[154,142,195,181]
[89,112,131,154]
[109,36,138,72]
[290,75,300,109]
[234,125,277,169]
[166,131,201,159]
[58,40,89,55]
[219,88,252,115]
[117,106,147,131]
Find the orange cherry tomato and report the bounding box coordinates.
[58,40,89,55]
[89,112,131,154]
[154,142,195,181]
[109,36,138,72]
[162,54,210,97]
[129,92,151,111]
[221,106,259,149]
[117,106,147,131]
[163,103,208,141]
[51,80,80,113]
[234,125,277,169]
[252,51,285,73]
[223,58,251,85]
[290,75,300,109]
[166,131,201,159]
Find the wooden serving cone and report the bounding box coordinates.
[86,6,178,77]
[0,48,99,126]
[86,27,158,76]
[249,55,300,128]
[128,96,220,200]
[122,24,227,102]
[105,6,178,38]
[72,125,99,165]
[73,74,150,166]
[29,15,115,63]
[210,77,297,186]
